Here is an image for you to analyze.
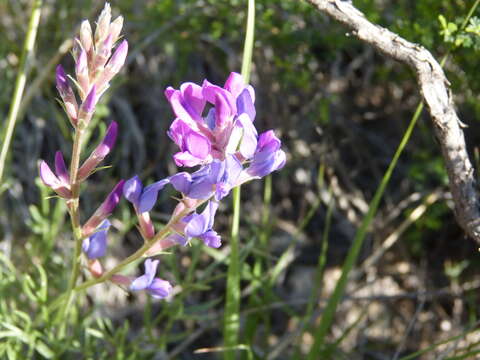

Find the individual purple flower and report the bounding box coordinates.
[39,151,71,198]
[78,121,118,181]
[124,175,170,214]
[173,201,221,248]
[83,180,125,236]
[130,258,172,299]
[82,219,111,259]
[240,130,286,182]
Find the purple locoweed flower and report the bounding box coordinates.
[39,152,71,198]
[82,219,111,259]
[78,121,118,181]
[171,200,221,248]
[165,72,257,166]
[244,130,286,179]
[123,175,167,238]
[124,175,170,214]
[83,180,125,236]
[130,258,172,299]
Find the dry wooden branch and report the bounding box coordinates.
[305,0,480,244]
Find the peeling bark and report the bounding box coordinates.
[305,0,480,244]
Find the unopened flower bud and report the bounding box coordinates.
[80,20,93,53]
[107,40,128,74]
[54,151,70,184]
[109,16,124,43]
[55,65,78,125]
[95,3,112,47]
[94,34,113,70]
[75,48,89,96]
[78,121,118,181]
[81,85,96,114]
[82,180,125,236]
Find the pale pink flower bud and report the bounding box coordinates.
[95,40,128,90]
[94,34,113,70]
[80,20,93,53]
[109,16,124,43]
[75,48,89,96]
[95,3,112,47]
[106,40,128,74]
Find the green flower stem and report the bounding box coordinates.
[223,0,255,358]
[0,0,43,186]
[73,198,209,293]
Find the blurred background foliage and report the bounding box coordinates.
[1,0,480,358]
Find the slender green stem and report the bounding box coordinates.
[223,1,255,358]
[307,102,423,359]
[0,0,43,186]
[241,0,255,84]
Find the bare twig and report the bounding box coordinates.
[304,0,480,244]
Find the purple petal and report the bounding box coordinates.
[168,90,201,124]
[107,39,128,73]
[96,121,118,157]
[123,175,143,207]
[185,131,211,160]
[81,85,96,113]
[144,258,159,285]
[54,151,70,184]
[83,219,111,259]
[169,172,192,194]
[138,178,169,213]
[99,180,125,215]
[55,65,69,98]
[185,214,208,238]
[147,278,172,299]
[185,201,218,237]
[173,151,203,167]
[130,275,150,291]
[224,72,245,99]
[164,87,175,100]
[202,82,236,120]
[187,178,214,199]
[39,161,60,187]
[236,88,256,121]
[180,82,205,115]
[170,233,189,246]
[200,230,221,248]
[257,130,281,153]
[167,118,189,147]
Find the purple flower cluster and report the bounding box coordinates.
[124,73,285,299]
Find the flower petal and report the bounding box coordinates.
[123,175,142,207]
[200,230,221,248]
[148,278,172,299]
[138,178,170,213]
